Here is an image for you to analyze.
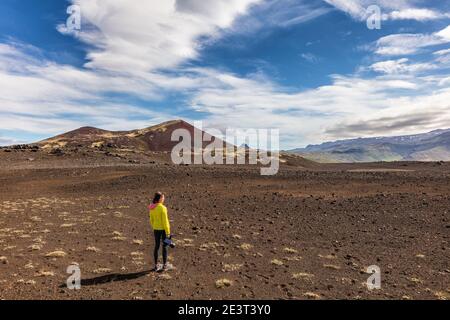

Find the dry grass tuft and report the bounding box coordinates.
[45,251,67,258]
[28,244,42,251]
[17,279,36,285]
[158,274,172,280]
[238,243,253,250]
[93,268,112,274]
[175,239,194,247]
[318,254,337,260]
[293,272,314,280]
[113,212,124,218]
[304,292,321,299]
[216,278,233,288]
[222,264,243,272]
[434,291,450,300]
[271,259,284,266]
[408,277,423,284]
[36,270,55,277]
[60,223,76,228]
[323,264,341,270]
[284,256,302,261]
[112,231,127,241]
[130,252,144,257]
[199,242,223,252]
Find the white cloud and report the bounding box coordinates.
[388,8,443,21]
[0,42,187,135]
[186,68,450,146]
[436,25,450,41]
[433,47,450,64]
[325,89,450,138]
[60,0,261,74]
[374,25,450,56]
[323,0,366,20]
[370,58,438,74]
[206,0,332,44]
[434,48,450,56]
[324,0,448,22]
[254,0,331,28]
[300,53,319,63]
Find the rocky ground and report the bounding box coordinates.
[0,148,449,300]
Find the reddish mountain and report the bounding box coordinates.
[21,119,313,167]
[38,120,225,152]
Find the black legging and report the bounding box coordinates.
[154,230,168,266]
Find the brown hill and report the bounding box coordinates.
[38,120,223,152]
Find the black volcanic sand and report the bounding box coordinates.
[0,151,449,300]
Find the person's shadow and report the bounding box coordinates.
[60,270,152,288]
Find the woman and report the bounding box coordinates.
[149,192,171,272]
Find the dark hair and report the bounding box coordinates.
[152,192,163,204]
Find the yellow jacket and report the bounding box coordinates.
[149,203,171,235]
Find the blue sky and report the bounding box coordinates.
[0,0,450,148]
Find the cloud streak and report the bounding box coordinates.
[324,0,449,22]
[369,58,439,74]
[373,25,450,56]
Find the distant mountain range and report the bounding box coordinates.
[4,121,450,164]
[288,129,450,163]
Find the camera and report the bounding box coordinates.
[163,236,175,248]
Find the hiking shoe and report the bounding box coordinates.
[163,263,175,271]
[157,265,166,273]
[152,263,163,272]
